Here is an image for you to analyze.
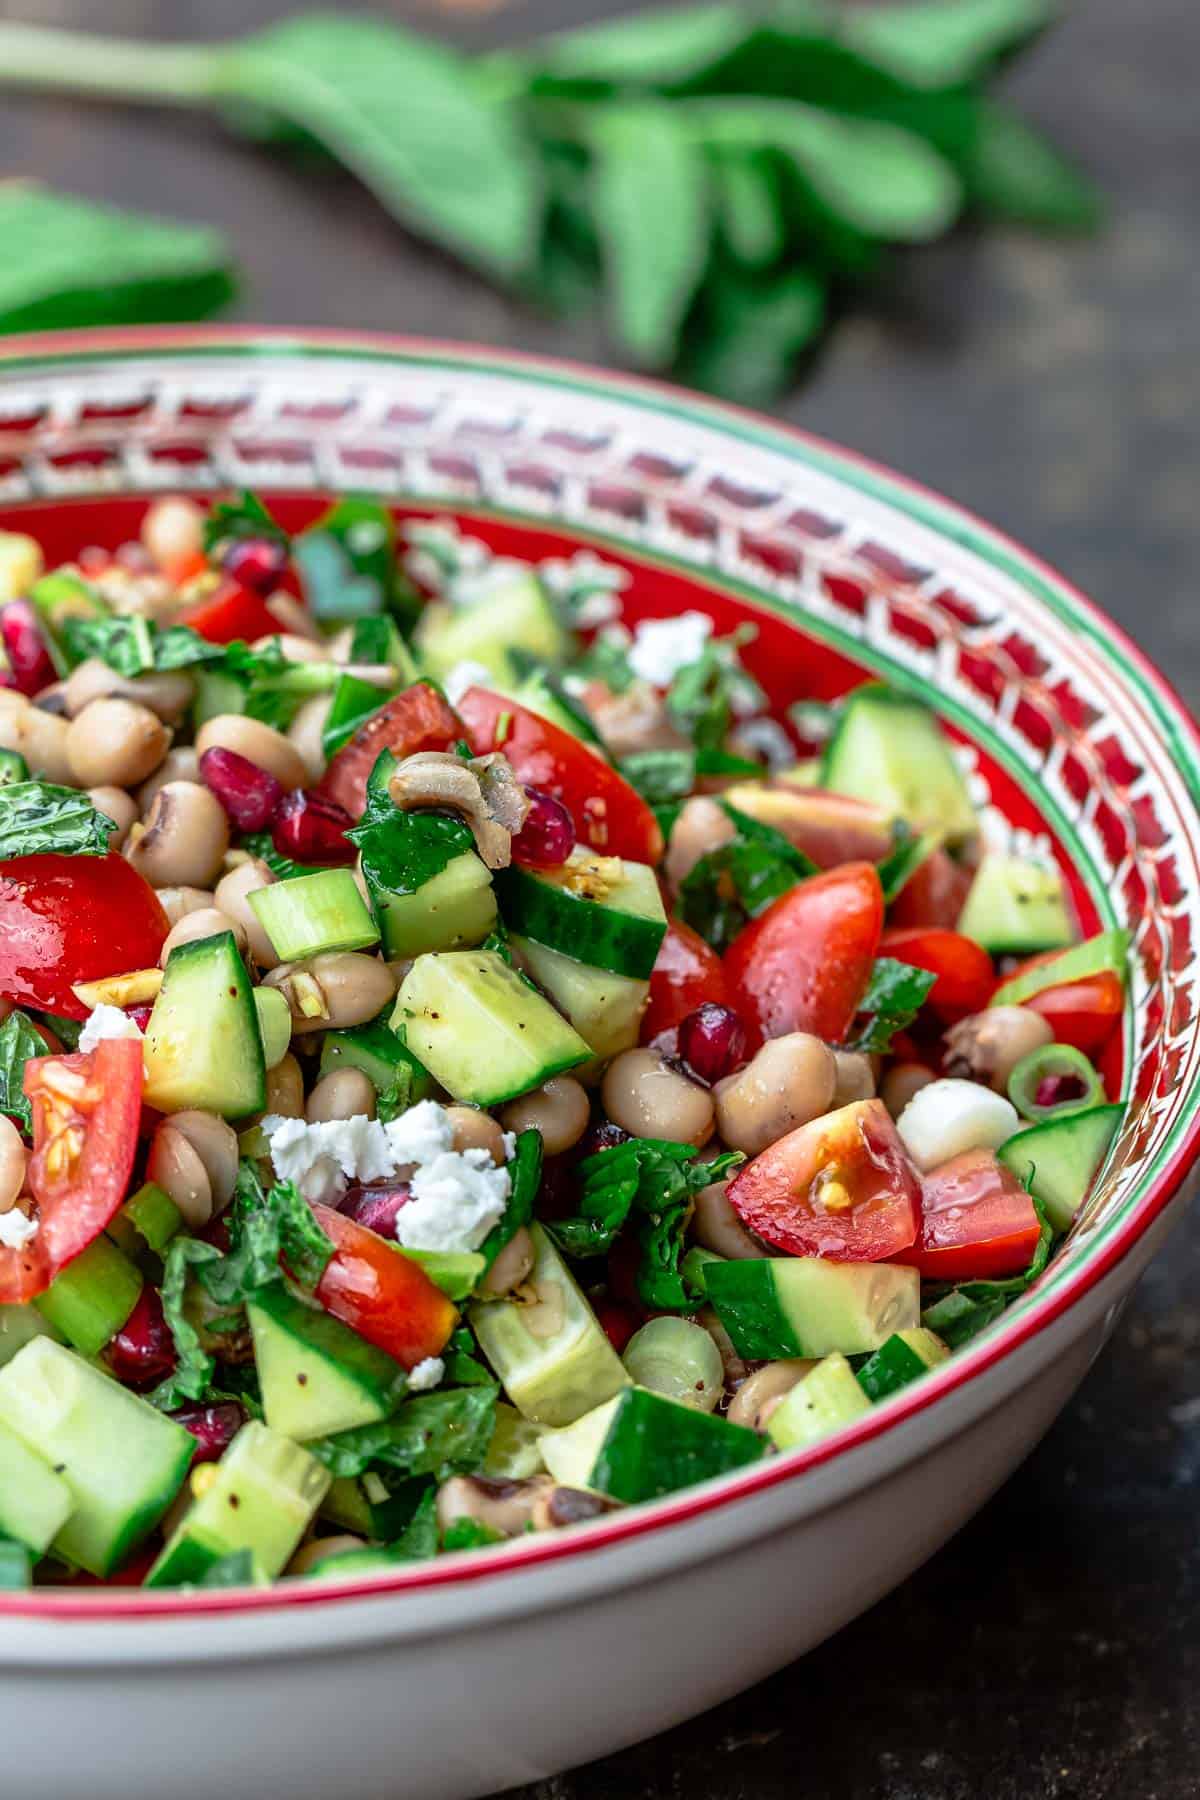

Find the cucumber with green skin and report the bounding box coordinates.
[0,1421,74,1553]
[319,1016,435,1100]
[370,849,498,959]
[539,1387,763,1501]
[956,853,1072,955]
[415,569,573,688]
[855,1328,949,1402]
[496,853,666,979]
[250,867,379,961]
[509,934,648,1061]
[705,1257,920,1362]
[248,1286,410,1442]
[998,1102,1125,1233]
[767,1353,872,1451]
[142,929,266,1119]
[820,684,977,844]
[990,927,1130,1008]
[33,1234,143,1359]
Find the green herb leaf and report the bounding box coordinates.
[293,532,383,625]
[308,1385,500,1482]
[618,748,697,806]
[920,1196,1053,1347]
[0,1010,48,1133]
[199,1164,334,1310]
[441,1325,495,1387]
[479,1129,542,1270]
[62,615,221,677]
[441,1516,505,1552]
[352,806,474,902]
[680,263,826,403]
[877,825,942,904]
[678,800,818,951]
[151,1236,222,1410]
[0,781,117,859]
[961,99,1103,229]
[846,956,937,1053]
[713,150,787,269]
[535,3,747,89]
[238,832,324,882]
[844,0,1056,89]
[202,490,288,555]
[0,183,235,335]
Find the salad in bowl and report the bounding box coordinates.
[0,486,1130,1594]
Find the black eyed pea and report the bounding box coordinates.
[499,1077,590,1156]
[664,796,736,891]
[444,1106,508,1165]
[695,1305,751,1388]
[155,885,217,928]
[712,1032,837,1156]
[141,495,204,568]
[86,786,138,850]
[214,859,279,967]
[263,952,397,1034]
[942,1006,1055,1093]
[305,1068,376,1124]
[726,1359,816,1432]
[690,1180,765,1260]
[138,746,200,813]
[286,694,333,783]
[125,781,230,889]
[0,1115,28,1213]
[286,1535,368,1577]
[601,1048,714,1147]
[264,1053,305,1120]
[195,714,309,792]
[434,1473,554,1539]
[831,1049,876,1107]
[167,1110,240,1214]
[63,658,195,725]
[147,1121,214,1231]
[481,1225,535,1298]
[0,689,73,784]
[880,1061,937,1121]
[66,698,170,789]
[159,907,248,965]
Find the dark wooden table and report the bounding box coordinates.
[3,2,1199,1794]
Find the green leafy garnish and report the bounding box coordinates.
[238,833,323,883]
[62,616,222,677]
[479,1129,542,1270]
[0,781,117,860]
[307,1385,500,1481]
[348,751,475,899]
[0,1009,47,1134]
[620,745,760,805]
[920,1196,1054,1348]
[151,1236,223,1411]
[441,1517,505,1553]
[551,1137,743,1311]
[666,631,762,751]
[441,1326,495,1387]
[202,490,288,556]
[678,801,817,952]
[845,957,937,1053]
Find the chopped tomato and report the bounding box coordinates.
[886,847,974,930]
[318,682,461,818]
[723,861,883,1050]
[1022,970,1124,1056]
[0,853,168,1019]
[594,1297,640,1355]
[899,1149,1042,1281]
[310,1203,458,1369]
[720,784,894,866]
[728,1098,919,1260]
[181,580,282,645]
[880,927,994,1022]
[457,687,663,864]
[641,918,728,1045]
[0,1040,144,1304]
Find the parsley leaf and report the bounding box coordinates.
[150,1236,222,1411]
[666,630,763,751]
[0,1010,48,1134]
[846,957,937,1053]
[678,801,817,951]
[307,1385,500,1482]
[441,1325,494,1386]
[0,781,117,859]
[348,757,475,899]
[203,490,289,555]
[479,1129,542,1270]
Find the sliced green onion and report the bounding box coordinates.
[622,1317,723,1413]
[1007,1043,1104,1123]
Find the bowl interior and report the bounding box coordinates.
[1,328,1198,1610]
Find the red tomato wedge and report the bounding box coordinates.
[899,1148,1042,1281]
[181,581,282,645]
[0,1039,145,1303]
[727,1098,920,1261]
[0,853,168,1020]
[886,848,973,930]
[641,918,728,1045]
[311,1203,458,1369]
[724,861,883,1050]
[1022,970,1124,1056]
[457,687,663,864]
[880,927,994,1022]
[318,682,461,819]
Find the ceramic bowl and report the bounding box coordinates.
[1,328,1198,1800]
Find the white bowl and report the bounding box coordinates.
[1,328,1197,1800]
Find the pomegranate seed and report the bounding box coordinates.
[272,789,357,865]
[0,600,57,697]
[594,1297,639,1355]
[340,1182,412,1240]
[126,1003,154,1032]
[222,537,289,596]
[578,1121,629,1160]
[1034,1073,1087,1110]
[171,1402,247,1464]
[200,745,285,832]
[105,1287,177,1389]
[678,1003,747,1085]
[512,786,576,868]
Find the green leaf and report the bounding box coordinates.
[441,1516,505,1553]
[151,1236,222,1411]
[199,1164,334,1311]
[307,1385,500,1481]
[0,782,117,859]
[478,1129,542,1270]
[238,833,323,883]
[0,183,235,335]
[843,0,1057,90]
[713,150,787,269]
[203,490,288,555]
[0,1010,48,1133]
[678,800,818,951]
[877,825,941,904]
[589,103,711,367]
[62,616,221,678]
[961,100,1102,229]
[351,805,475,901]
[846,956,937,1053]
[535,3,748,88]
[921,1197,1054,1346]
[217,15,542,280]
[682,264,826,402]
[619,748,699,806]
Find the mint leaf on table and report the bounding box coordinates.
[842,0,1056,89]
[0,1010,48,1134]
[0,783,117,859]
[307,1385,500,1482]
[679,263,827,403]
[959,100,1104,229]
[846,957,937,1054]
[0,183,235,334]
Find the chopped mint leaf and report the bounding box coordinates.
[678,801,817,951]
[0,781,117,859]
[0,1009,48,1133]
[846,957,937,1054]
[61,616,221,677]
[307,1385,500,1482]
[203,490,289,555]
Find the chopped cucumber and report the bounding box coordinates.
[369,849,497,959]
[249,868,379,960]
[396,950,590,1106]
[0,1302,63,1368]
[106,1182,182,1260]
[0,1338,193,1575]
[253,986,293,1070]
[513,669,607,753]
[767,1353,872,1451]
[956,854,1072,955]
[511,934,648,1061]
[855,1328,949,1402]
[248,1286,409,1441]
[33,1235,143,1359]
[143,930,266,1118]
[483,1402,548,1479]
[820,684,977,843]
[192,666,247,726]
[147,1421,330,1587]
[319,1015,434,1101]
[401,1250,486,1300]
[539,1387,763,1501]
[705,1257,921,1361]
[496,850,666,980]
[469,1224,630,1426]
[998,1102,1125,1234]
[990,927,1130,1009]
[621,1318,724,1412]
[415,569,572,687]
[0,1420,74,1553]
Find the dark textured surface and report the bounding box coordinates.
[2,2,1199,1793]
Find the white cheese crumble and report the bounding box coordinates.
[0,1209,38,1252]
[393,1149,510,1253]
[627,611,712,686]
[896,1078,1020,1173]
[261,1113,395,1205]
[385,1098,456,1168]
[442,659,495,706]
[408,1355,445,1392]
[78,1004,144,1053]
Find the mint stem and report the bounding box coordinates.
[0,24,222,106]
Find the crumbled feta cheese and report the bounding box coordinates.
[408,1355,445,1392]
[78,1004,143,1053]
[627,611,712,686]
[443,659,495,706]
[384,1100,456,1168]
[895,1079,1020,1173]
[0,1209,38,1252]
[392,1148,511,1253]
[261,1113,394,1204]
[501,1130,517,1160]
